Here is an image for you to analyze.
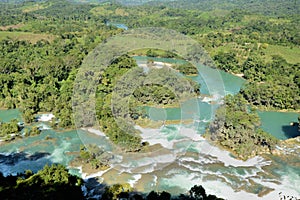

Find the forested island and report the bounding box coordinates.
[0,0,299,199]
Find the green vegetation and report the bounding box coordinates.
[213,50,300,111]
[0,119,41,141]
[133,84,178,106]
[0,0,298,131]
[263,45,300,64]
[0,119,20,140]
[95,54,200,151]
[95,55,144,151]
[129,49,199,76]
[241,55,299,110]
[0,0,120,128]
[0,31,56,44]
[153,0,299,16]
[78,144,112,169]
[81,0,300,113]
[172,63,198,76]
[205,94,279,159]
[0,164,84,200]
[23,126,41,137]
[0,166,223,200]
[102,183,133,200]
[100,183,224,200]
[129,48,178,58]
[0,0,299,198]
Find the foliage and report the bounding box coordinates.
[172,63,198,75]
[133,84,177,105]
[102,183,133,200]
[95,52,200,151]
[206,94,279,159]
[0,164,84,200]
[100,184,224,200]
[0,119,20,140]
[241,55,300,110]
[0,0,298,198]
[213,51,240,73]
[0,0,120,128]
[79,144,112,169]
[151,0,299,16]
[0,118,42,140]
[95,55,144,151]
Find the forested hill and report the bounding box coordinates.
[2,0,299,16]
[147,0,300,16]
[66,0,300,16]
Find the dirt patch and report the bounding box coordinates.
[0,24,23,31]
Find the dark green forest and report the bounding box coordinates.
[205,94,279,159]
[0,164,84,200]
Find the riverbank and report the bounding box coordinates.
[80,125,283,198]
[1,113,299,199]
[69,155,110,177]
[230,72,245,78]
[253,105,300,113]
[134,117,194,129]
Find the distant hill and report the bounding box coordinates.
[71,0,300,15]
[150,0,300,16]
[2,0,299,16]
[0,0,44,3]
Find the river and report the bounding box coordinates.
[0,56,299,200]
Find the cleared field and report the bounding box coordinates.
[22,3,48,13]
[263,45,300,64]
[0,31,56,43]
[0,24,24,31]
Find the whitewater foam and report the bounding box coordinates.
[49,140,71,163]
[37,113,54,122]
[82,168,111,180]
[192,140,272,168]
[128,174,142,187]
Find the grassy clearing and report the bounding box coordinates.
[22,3,48,13]
[0,24,23,31]
[90,6,114,16]
[0,31,56,43]
[263,45,300,64]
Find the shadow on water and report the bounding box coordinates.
[0,152,53,176]
[282,123,300,139]
[0,152,51,166]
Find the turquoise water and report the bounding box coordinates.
[0,57,299,198]
[189,65,245,95]
[0,109,22,122]
[133,56,245,96]
[144,99,218,121]
[0,127,113,175]
[106,22,128,30]
[134,56,300,140]
[0,129,82,175]
[258,111,300,140]
[135,56,245,135]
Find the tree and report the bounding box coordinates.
[189,185,207,200]
[160,191,171,200]
[102,183,133,200]
[146,191,160,200]
[0,164,84,200]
